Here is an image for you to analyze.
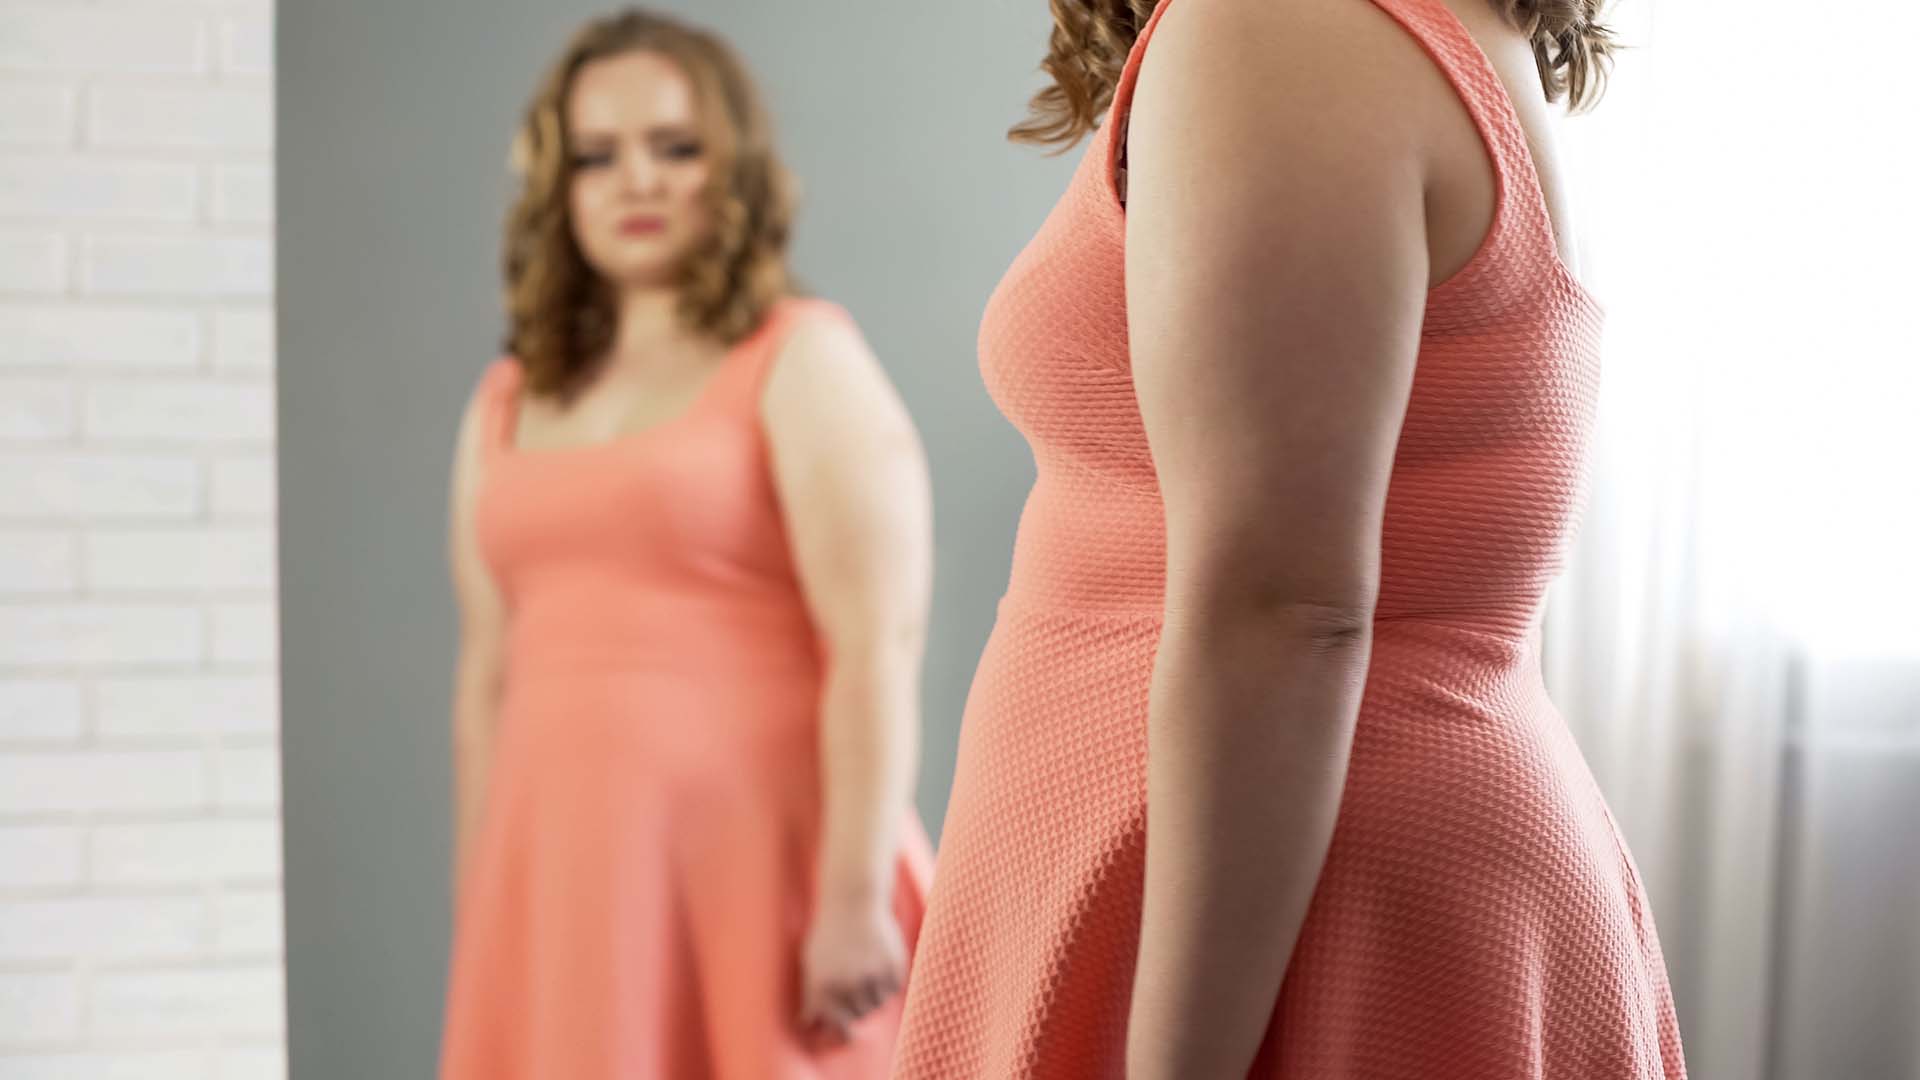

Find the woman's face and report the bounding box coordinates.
[565,50,715,291]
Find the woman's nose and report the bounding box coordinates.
[617,147,662,196]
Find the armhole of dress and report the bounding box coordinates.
[1105,0,1181,212]
[1364,0,1564,297]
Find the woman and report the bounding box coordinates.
[438,11,933,1078]
[894,0,1684,1077]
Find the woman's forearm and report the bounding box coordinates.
[450,647,503,896]
[814,632,922,909]
[1126,604,1372,1078]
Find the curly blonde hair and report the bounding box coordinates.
[1010,0,1618,149]
[503,9,795,399]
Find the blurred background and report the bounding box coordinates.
[0,0,1914,1077]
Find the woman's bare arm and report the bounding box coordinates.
[448,385,508,897]
[1121,0,1440,1073]
[761,309,933,1042]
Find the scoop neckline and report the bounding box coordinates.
[497,315,774,458]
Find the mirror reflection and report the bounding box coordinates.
[440,13,934,1074]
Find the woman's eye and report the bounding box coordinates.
[661,141,702,161]
[570,151,614,169]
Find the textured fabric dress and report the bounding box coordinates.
[438,297,934,1079]
[890,1,1686,1077]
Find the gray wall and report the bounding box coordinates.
[277,3,1072,1076]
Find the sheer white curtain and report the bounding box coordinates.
[1542,0,1920,1076]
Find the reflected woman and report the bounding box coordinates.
[894,0,1684,1077]
[438,10,933,1078]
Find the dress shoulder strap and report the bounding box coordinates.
[473,357,524,460]
[713,296,863,414]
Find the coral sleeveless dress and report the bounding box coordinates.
[891,1,1686,1077]
[438,296,934,1079]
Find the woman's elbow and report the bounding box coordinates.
[1168,570,1376,650]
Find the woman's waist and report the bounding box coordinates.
[1001,562,1543,646]
[983,596,1542,687]
[996,582,1537,633]
[1001,473,1167,611]
[490,679,823,791]
[502,575,812,628]
[501,635,822,684]
[503,593,820,675]
[496,657,822,747]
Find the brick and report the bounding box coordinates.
[0,893,206,961]
[0,605,200,666]
[210,602,274,664]
[211,309,271,372]
[210,457,274,517]
[0,231,65,293]
[93,819,281,885]
[0,972,80,1042]
[0,8,206,75]
[216,1046,286,1080]
[213,745,278,810]
[90,966,285,1037]
[0,748,204,814]
[0,378,74,440]
[0,824,83,887]
[217,15,272,78]
[214,888,283,955]
[0,531,77,594]
[0,1052,207,1080]
[94,674,277,738]
[0,680,82,741]
[83,380,273,443]
[0,156,198,221]
[81,234,271,298]
[211,163,271,225]
[0,305,200,371]
[87,85,271,152]
[84,527,273,592]
[0,82,76,147]
[0,453,198,520]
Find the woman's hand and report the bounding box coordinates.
[796,896,906,1047]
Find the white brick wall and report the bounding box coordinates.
[0,82,77,147]
[0,0,283,1073]
[80,235,273,298]
[0,157,201,221]
[0,232,66,293]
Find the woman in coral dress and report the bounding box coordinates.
[437,11,933,1078]
[893,0,1685,1076]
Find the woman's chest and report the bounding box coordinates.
[477,417,789,586]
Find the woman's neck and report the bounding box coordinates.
[607,287,697,365]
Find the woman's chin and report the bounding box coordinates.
[594,257,684,293]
